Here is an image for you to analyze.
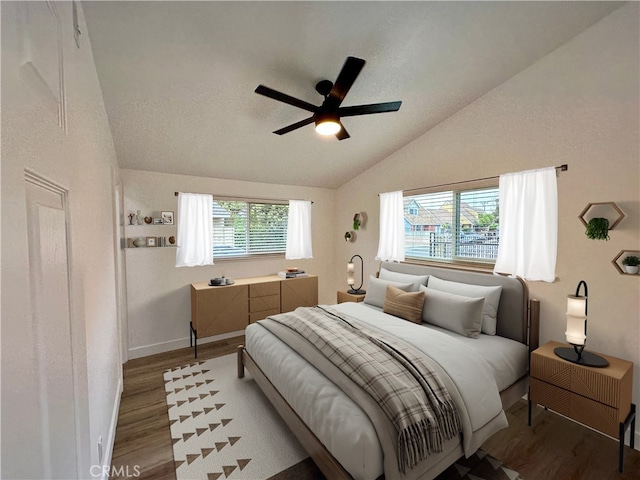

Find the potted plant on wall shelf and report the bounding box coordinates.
[622,255,640,274]
[585,217,610,241]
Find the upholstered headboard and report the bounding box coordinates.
[379,262,531,345]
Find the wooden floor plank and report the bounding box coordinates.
[111,337,640,479]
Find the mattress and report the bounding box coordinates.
[244,302,528,480]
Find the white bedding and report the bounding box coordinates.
[245,302,528,480]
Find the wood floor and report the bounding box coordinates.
[111,337,640,480]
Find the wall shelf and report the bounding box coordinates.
[579,202,625,230]
[611,250,640,276]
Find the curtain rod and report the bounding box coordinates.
[398,164,568,195]
[174,191,313,203]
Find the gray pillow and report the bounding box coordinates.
[420,286,484,338]
[363,276,413,308]
[427,276,502,335]
[378,268,429,291]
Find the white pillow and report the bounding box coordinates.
[363,276,413,308]
[420,286,484,338]
[427,276,502,335]
[378,268,429,291]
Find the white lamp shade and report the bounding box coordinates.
[347,262,355,285]
[565,315,587,345]
[567,295,587,317]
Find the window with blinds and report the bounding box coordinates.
[213,200,288,258]
[404,186,499,263]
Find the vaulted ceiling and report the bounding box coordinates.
[83,1,623,189]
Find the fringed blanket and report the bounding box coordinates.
[266,305,462,473]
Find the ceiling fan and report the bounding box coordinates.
[255,56,402,140]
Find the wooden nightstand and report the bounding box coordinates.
[529,340,636,472]
[337,290,366,304]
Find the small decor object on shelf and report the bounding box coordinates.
[133,237,145,248]
[136,210,144,225]
[146,237,156,247]
[161,211,174,225]
[144,216,152,224]
[622,255,640,274]
[353,213,361,230]
[153,217,163,225]
[168,236,176,245]
[128,212,135,225]
[554,280,608,367]
[585,217,610,241]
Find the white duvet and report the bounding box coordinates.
[245,302,528,480]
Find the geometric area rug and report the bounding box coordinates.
[435,448,523,480]
[165,354,523,480]
[163,353,307,480]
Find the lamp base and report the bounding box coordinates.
[347,289,366,295]
[554,346,609,368]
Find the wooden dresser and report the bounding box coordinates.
[190,275,318,356]
[529,340,635,472]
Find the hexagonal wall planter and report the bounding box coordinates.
[579,202,625,230]
[612,250,640,275]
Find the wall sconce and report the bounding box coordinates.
[554,280,608,367]
[347,255,366,294]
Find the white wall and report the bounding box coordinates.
[1,2,122,477]
[335,3,640,443]
[120,169,336,358]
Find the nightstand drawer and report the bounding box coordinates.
[531,345,632,409]
[530,378,621,438]
[530,378,570,416]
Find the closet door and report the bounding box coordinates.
[24,173,79,479]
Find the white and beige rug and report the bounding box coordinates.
[163,353,307,480]
[164,354,524,480]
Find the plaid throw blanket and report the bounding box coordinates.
[267,305,461,473]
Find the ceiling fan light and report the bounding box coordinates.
[315,117,341,135]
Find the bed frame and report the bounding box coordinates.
[238,262,540,480]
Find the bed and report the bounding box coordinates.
[237,262,540,480]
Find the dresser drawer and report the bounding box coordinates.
[249,294,280,313]
[249,281,280,298]
[249,308,280,324]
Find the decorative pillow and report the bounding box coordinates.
[378,268,429,291]
[419,286,484,338]
[383,285,426,324]
[427,276,502,335]
[363,276,413,308]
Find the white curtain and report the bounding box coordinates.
[375,190,405,262]
[175,193,214,267]
[285,200,313,259]
[493,167,557,282]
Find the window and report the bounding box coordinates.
[213,200,288,258]
[404,186,499,263]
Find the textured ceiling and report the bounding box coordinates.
[82,1,623,189]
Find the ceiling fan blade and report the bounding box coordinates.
[255,85,317,113]
[273,116,315,135]
[335,123,350,141]
[327,57,366,108]
[339,101,402,117]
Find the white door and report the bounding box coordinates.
[25,173,79,479]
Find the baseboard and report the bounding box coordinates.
[128,330,244,360]
[98,375,123,480]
